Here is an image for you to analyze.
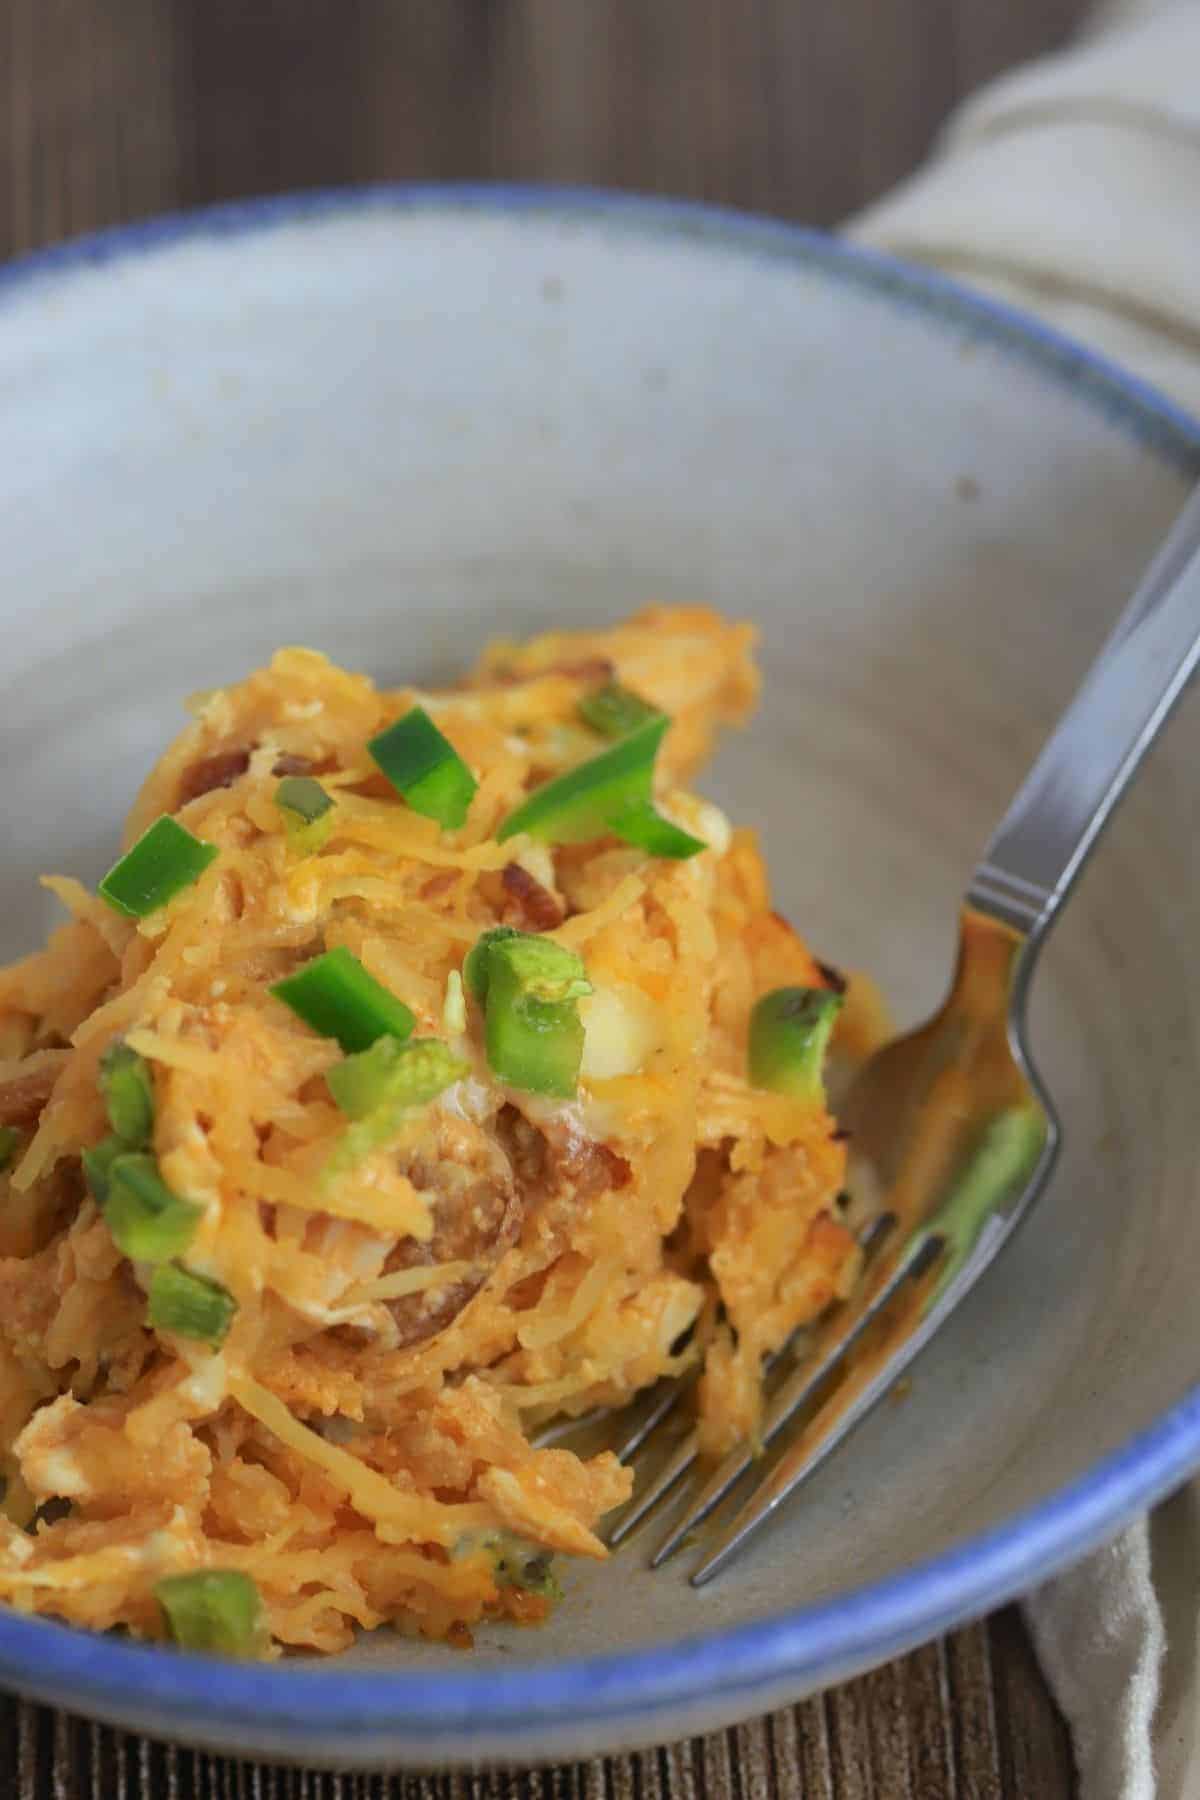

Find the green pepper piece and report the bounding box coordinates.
[156,1569,266,1657]
[483,934,591,1099]
[275,776,335,853]
[326,1036,468,1120]
[368,706,477,830]
[577,681,661,740]
[270,946,416,1054]
[322,1041,468,1187]
[497,715,702,860]
[498,716,664,845]
[99,1042,155,1146]
[103,1153,205,1262]
[609,798,707,859]
[99,816,218,919]
[82,1133,130,1205]
[463,925,523,1004]
[148,1263,238,1345]
[748,986,843,1103]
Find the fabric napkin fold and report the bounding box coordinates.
[845,2,1200,1794]
[851,0,1200,417]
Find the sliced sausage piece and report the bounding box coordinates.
[552,1130,632,1199]
[374,1106,630,1349]
[384,1115,525,1349]
[496,1104,631,1202]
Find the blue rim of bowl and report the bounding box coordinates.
[2,182,1200,1747]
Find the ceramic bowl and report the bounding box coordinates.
[1,187,1199,1768]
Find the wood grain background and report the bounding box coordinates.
[0,1,1092,1793]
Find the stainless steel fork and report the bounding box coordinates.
[598,478,1200,1583]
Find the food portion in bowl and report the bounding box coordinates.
[0,607,862,1656]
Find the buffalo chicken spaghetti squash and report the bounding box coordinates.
[0,607,859,1656]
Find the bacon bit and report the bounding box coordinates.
[830,1126,851,1143]
[446,1620,474,1650]
[177,747,251,806]
[500,862,564,932]
[420,870,460,903]
[272,752,339,778]
[816,959,848,996]
[0,1063,61,1128]
[485,655,614,689]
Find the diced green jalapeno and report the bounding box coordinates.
[156,1569,265,1657]
[577,681,660,740]
[470,931,591,1099]
[275,776,335,853]
[99,1043,155,1146]
[83,1133,134,1206]
[368,706,477,830]
[147,1264,237,1345]
[463,926,523,1004]
[270,947,415,1054]
[608,799,707,859]
[748,986,843,1103]
[102,1153,205,1262]
[497,715,704,860]
[99,817,218,919]
[326,1037,468,1120]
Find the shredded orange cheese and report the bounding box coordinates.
[0,606,857,1653]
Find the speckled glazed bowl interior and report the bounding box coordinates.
[1,189,1200,1768]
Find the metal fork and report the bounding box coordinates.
[594,478,1200,1583]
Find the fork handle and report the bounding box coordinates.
[969,481,1200,937]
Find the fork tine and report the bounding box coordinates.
[613,1217,896,1553]
[610,1368,697,1466]
[531,1373,691,1461]
[857,1210,897,1257]
[607,1425,701,1547]
[530,1406,610,1449]
[650,1227,935,1569]
[690,1233,947,1585]
[608,1333,807,1550]
[609,1213,898,1554]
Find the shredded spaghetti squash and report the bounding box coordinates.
[0,606,860,1654]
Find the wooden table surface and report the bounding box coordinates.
[0,2,1092,1794]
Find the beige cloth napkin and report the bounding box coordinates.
[852,0,1200,417]
[846,3,1200,1794]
